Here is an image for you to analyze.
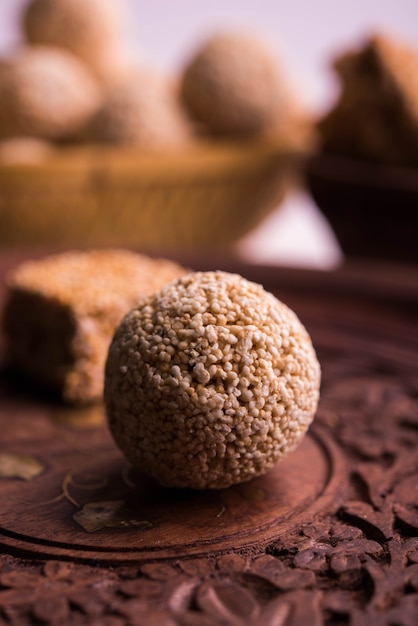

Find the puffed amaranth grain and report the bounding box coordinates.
[2,250,186,404]
[105,271,321,489]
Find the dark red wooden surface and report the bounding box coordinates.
[1,252,418,625]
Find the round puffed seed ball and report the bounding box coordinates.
[105,271,321,490]
[180,32,290,135]
[23,0,127,84]
[89,72,193,148]
[0,47,101,141]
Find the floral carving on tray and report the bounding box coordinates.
[1,349,418,625]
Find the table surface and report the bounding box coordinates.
[0,254,418,625]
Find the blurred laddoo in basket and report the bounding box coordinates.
[180,31,298,137]
[306,32,418,264]
[22,0,131,86]
[0,0,313,253]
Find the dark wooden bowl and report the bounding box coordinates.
[305,153,418,264]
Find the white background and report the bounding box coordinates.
[1,0,417,268]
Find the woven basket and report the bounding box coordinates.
[0,134,307,253]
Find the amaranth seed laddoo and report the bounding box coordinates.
[89,72,193,148]
[104,271,321,490]
[0,47,101,141]
[180,32,294,135]
[23,0,128,85]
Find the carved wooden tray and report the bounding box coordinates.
[1,254,418,625]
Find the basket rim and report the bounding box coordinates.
[0,132,309,176]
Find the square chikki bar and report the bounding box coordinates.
[1,249,186,404]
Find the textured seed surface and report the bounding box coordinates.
[105,271,321,489]
[0,47,101,141]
